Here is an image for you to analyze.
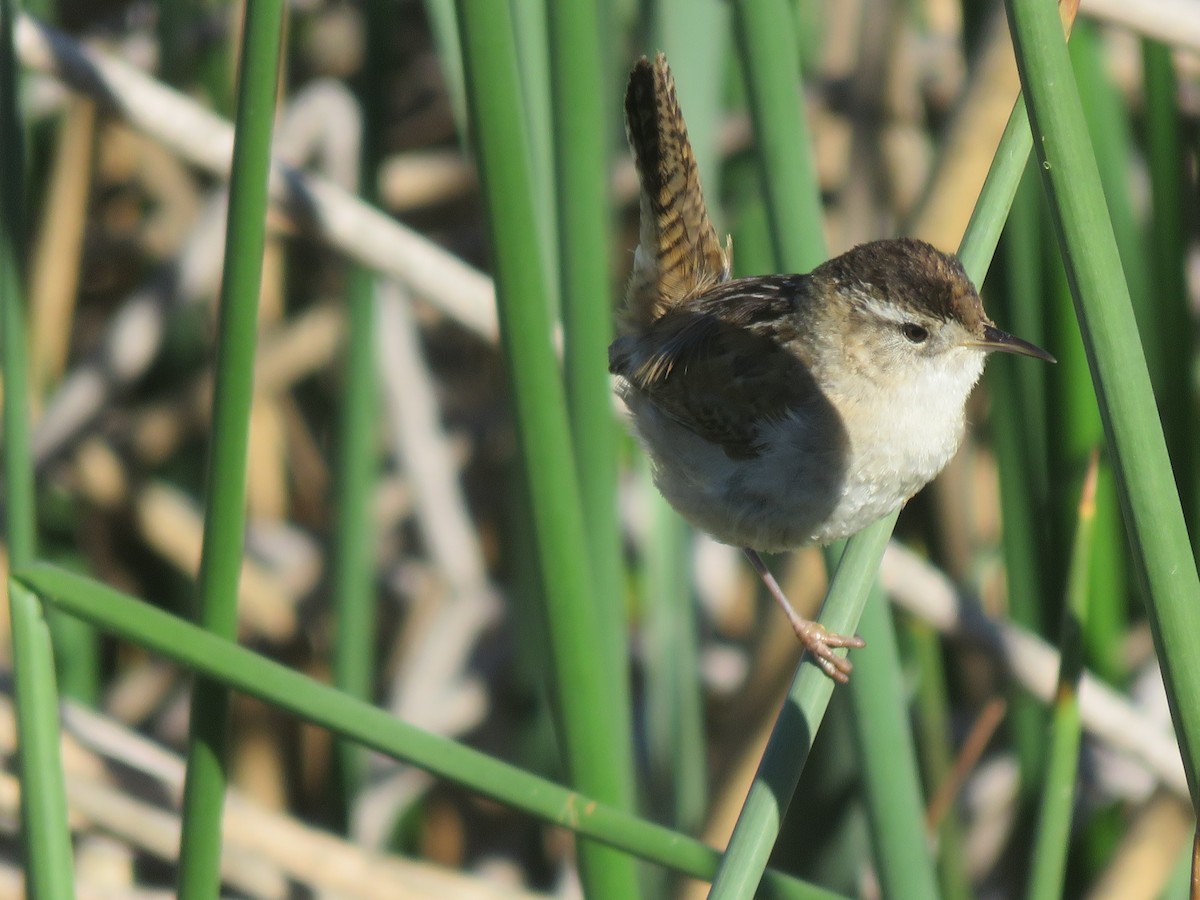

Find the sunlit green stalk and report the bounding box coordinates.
[17,562,841,900]
[1,0,75,891]
[905,622,972,900]
[709,514,897,897]
[454,2,639,894]
[547,0,633,772]
[1142,40,1194,536]
[176,0,284,894]
[731,0,823,273]
[330,0,387,820]
[1027,455,1098,899]
[990,160,1050,792]
[848,588,939,896]
[1006,0,1200,807]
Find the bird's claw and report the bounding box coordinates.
[792,621,866,684]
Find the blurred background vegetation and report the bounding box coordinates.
[1,0,1199,897]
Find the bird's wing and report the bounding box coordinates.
[610,278,824,460]
[622,54,731,331]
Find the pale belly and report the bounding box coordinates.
[623,385,968,552]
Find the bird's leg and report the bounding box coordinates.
[743,548,866,683]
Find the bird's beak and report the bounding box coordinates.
[966,324,1056,363]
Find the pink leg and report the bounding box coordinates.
[743,548,865,683]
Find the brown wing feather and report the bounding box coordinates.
[622,54,730,331]
[610,277,824,459]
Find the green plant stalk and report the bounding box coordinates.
[644,492,706,831]
[731,0,824,273]
[47,604,99,704]
[330,0,387,816]
[420,0,466,131]
[546,0,633,770]
[1067,24,1151,377]
[16,562,844,900]
[8,581,76,898]
[904,622,972,900]
[990,160,1050,793]
[1042,230,1125,685]
[330,266,377,805]
[1062,26,1136,683]
[453,1,639,894]
[1006,0,1200,805]
[1027,456,1097,900]
[710,70,1049,900]
[176,0,284,894]
[1,0,75,891]
[1142,40,1194,535]
[848,587,939,897]
[508,0,558,317]
[709,513,897,898]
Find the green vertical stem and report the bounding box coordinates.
[1006,0,1200,807]
[176,0,284,895]
[1,0,75,891]
[1042,220,1125,684]
[905,622,972,900]
[1027,455,1097,900]
[848,588,940,898]
[644,494,706,831]
[546,0,633,772]
[508,0,558,315]
[731,0,825,273]
[454,1,639,895]
[9,582,76,898]
[330,268,377,806]
[708,515,896,898]
[1067,24,1151,370]
[1142,40,1195,536]
[330,0,386,818]
[990,160,1050,792]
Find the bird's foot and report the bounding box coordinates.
[790,619,866,684]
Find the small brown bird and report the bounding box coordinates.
[610,55,1053,681]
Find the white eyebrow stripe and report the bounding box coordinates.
[849,288,916,325]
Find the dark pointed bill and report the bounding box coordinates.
[970,324,1057,363]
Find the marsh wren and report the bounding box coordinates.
[610,55,1054,681]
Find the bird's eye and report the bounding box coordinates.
[901,323,929,343]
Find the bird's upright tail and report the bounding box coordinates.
[621,54,730,332]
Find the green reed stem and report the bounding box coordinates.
[547,0,633,768]
[1,0,75,891]
[330,0,387,818]
[17,562,844,900]
[454,2,639,894]
[1006,0,1200,807]
[849,587,939,897]
[731,0,823,273]
[1027,454,1097,900]
[176,1,284,894]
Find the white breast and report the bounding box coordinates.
[623,347,987,552]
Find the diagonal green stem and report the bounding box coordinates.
[1005,0,1200,807]
[176,0,285,894]
[16,561,845,900]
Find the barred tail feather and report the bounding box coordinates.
[622,54,729,332]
